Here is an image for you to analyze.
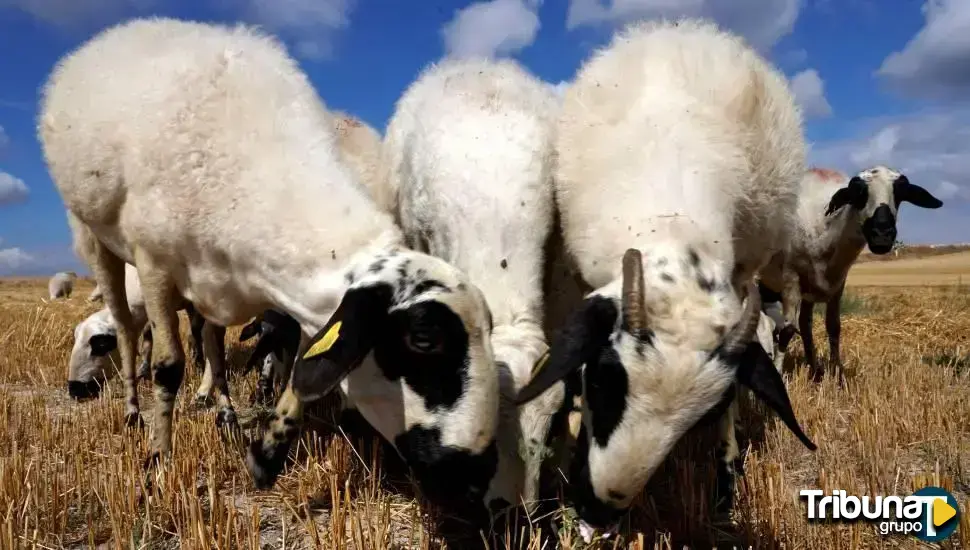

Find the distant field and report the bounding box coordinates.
[0,271,967,549]
[847,250,970,286]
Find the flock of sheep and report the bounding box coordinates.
[39,15,944,542]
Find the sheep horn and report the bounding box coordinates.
[723,282,762,355]
[621,248,647,335]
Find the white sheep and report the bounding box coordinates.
[758,166,942,380]
[514,19,817,538]
[383,57,567,516]
[331,111,394,215]
[48,271,77,299]
[40,17,502,504]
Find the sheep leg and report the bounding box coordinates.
[799,300,822,382]
[185,303,206,373]
[825,284,845,384]
[92,244,141,428]
[193,353,216,409]
[714,394,740,515]
[134,251,185,466]
[246,386,304,489]
[203,322,238,430]
[137,324,153,381]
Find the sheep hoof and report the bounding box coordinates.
[124,412,144,429]
[216,408,238,429]
[192,394,215,409]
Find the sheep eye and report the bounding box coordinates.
[405,330,443,354]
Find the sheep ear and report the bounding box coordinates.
[239,317,263,342]
[735,341,817,451]
[89,333,118,357]
[825,176,867,215]
[289,284,393,403]
[516,296,617,405]
[894,176,943,209]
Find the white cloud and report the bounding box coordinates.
[0,171,28,205]
[2,0,356,61]
[0,247,34,273]
[877,0,970,101]
[810,107,970,244]
[790,68,832,119]
[0,0,154,29]
[442,0,542,58]
[551,80,569,96]
[242,0,355,61]
[564,0,801,51]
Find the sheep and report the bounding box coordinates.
[513,19,817,538]
[331,111,393,214]
[237,309,302,406]
[383,57,567,517]
[88,283,103,302]
[757,166,943,381]
[40,17,501,506]
[48,271,77,299]
[68,262,214,407]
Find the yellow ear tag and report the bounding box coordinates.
[303,321,342,359]
[531,350,550,376]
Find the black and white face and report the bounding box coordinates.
[517,248,816,533]
[825,166,943,254]
[291,248,501,508]
[67,311,118,400]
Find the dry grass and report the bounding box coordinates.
[848,251,970,287]
[0,274,968,549]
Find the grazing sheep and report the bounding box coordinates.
[238,309,302,405]
[383,57,567,515]
[88,283,103,302]
[48,271,77,299]
[41,17,501,505]
[331,111,393,214]
[514,19,817,538]
[68,262,213,406]
[758,166,943,380]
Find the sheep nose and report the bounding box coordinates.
[68,380,101,400]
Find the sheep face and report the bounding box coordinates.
[289,249,501,508]
[68,311,117,400]
[825,166,942,254]
[516,248,816,532]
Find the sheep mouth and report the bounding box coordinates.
[68,378,105,400]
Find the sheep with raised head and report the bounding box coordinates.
[514,19,818,539]
[383,57,567,517]
[757,166,942,381]
[48,271,77,299]
[40,17,502,507]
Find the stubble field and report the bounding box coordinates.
[0,252,968,549]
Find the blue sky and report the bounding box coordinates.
[1,0,968,276]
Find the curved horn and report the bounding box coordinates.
[621,248,647,335]
[723,282,762,355]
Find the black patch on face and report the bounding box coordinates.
[68,379,104,400]
[585,346,629,448]
[825,176,869,215]
[367,258,388,273]
[88,333,117,357]
[568,424,626,528]
[660,272,674,283]
[374,300,470,410]
[500,259,508,269]
[861,204,896,254]
[687,247,700,268]
[395,426,498,507]
[411,279,450,296]
[697,275,715,293]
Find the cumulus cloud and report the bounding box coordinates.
[790,68,832,119]
[0,0,154,29]
[442,0,542,58]
[1,0,357,61]
[564,0,801,50]
[0,171,28,205]
[0,247,35,274]
[877,0,970,101]
[242,0,355,61]
[810,107,970,244]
